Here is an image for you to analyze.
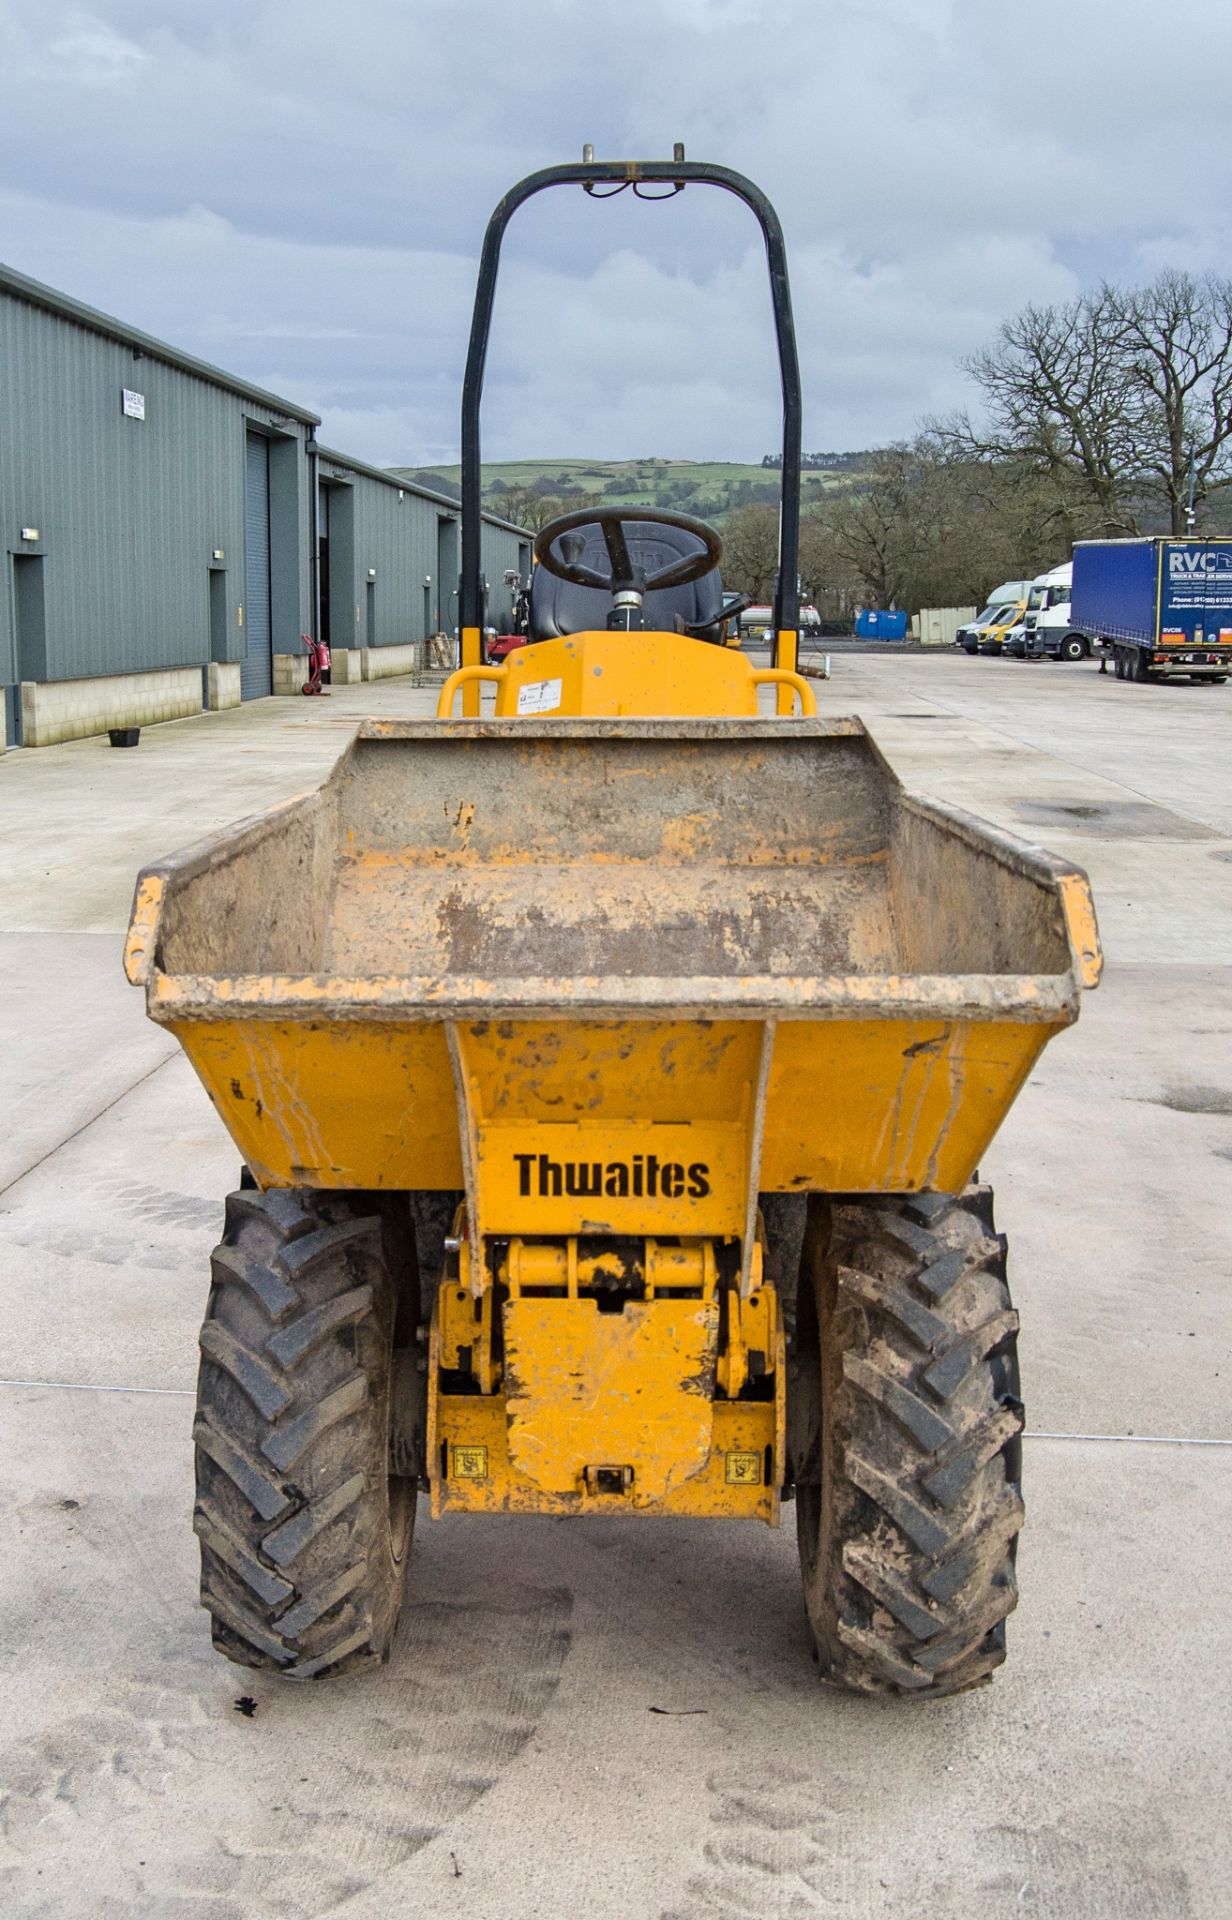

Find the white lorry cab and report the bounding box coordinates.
[955,580,1033,655]
[1016,562,1093,661]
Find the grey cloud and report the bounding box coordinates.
[3,0,1231,465]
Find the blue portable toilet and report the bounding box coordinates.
[855,608,907,640]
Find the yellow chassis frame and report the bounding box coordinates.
[427,1234,784,1523]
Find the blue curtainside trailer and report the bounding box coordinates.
[1072,538,1232,684]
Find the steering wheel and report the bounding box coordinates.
[533,507,723,595]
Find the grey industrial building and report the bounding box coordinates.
[0,264,531,746]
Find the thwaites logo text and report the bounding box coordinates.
[1169,548,1232,577]
[514,1152,711,1200]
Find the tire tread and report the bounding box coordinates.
[797,1184,1024,1697]
[194,1188,413,1679]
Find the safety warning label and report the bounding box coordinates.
[515,677,562,715]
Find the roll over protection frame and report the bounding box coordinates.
[458,158,803,667]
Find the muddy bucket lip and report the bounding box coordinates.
[144,966,1080,1026]
[357,715,868,742]
[123,715,1102,1001]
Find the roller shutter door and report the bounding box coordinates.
[243,433,272,699]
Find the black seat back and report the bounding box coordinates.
[529,519,724,643]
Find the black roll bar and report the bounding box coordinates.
[458,158,802,660]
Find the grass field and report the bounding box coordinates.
[395,456,855,519]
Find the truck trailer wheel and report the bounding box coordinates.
[194,1188,417,1679]
[791,1186,1023,1696]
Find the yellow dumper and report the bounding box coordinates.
[126,157,1100,1695]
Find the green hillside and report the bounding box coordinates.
[392,456,865,524]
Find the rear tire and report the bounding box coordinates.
[792,1186,1023,1696]
[194,1188,417,1679]
[1060,634,1087,662]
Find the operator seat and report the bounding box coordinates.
[529,517,726,643]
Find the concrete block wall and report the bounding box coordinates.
[206,662,241,710]
[362,642,419,682]
[272,653,303,696]
[272,642,419,692]
[20,666,202,746]
[273,647,361,691]
[330,647,362,685]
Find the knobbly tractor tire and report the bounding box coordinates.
[791,1185,1023,1697]
[193,1187,418,1679]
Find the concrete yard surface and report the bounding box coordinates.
[1,653,1230,1918]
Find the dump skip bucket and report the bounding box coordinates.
[126,717,1100,1225]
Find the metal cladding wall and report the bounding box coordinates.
[1,268,529,722]
[0,277,315,692]
[320,452,442,653]
[481,521,531,630]
[317,447,529,645]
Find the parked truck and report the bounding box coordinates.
[1015,563,1094,661]
[954,580,1033,654]
[1072,538,1232,684]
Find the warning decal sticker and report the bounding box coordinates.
[515,677,563,715]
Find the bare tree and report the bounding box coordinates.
[797,441,1060,615]
[822,448,921,606]
[494,486,594,531]
[940,292,1141,536]
[720,504,781,601]
[1112,273,1232,533]
[941,272,1232,536]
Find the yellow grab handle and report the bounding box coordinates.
[750,668,817,716]
[437,664,506,717]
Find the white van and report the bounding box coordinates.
[1015,562,1093,661]
[954,580,1034,654]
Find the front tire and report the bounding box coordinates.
[194,1188,417,1679]
[792,1186,1023,1696]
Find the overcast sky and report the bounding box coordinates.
[3,0,1230,468]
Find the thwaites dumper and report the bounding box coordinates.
[126,157,1101,1695]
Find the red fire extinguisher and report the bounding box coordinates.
[302,632,331,695]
